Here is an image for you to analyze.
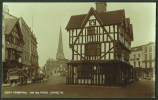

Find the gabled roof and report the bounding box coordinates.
[66,8,125,30]
[4,18,24,44]
[131,46,142,52]
[98,9,125,25]
[4,18,18,34]
[19,17,32,32]
[81,7,104,27]
[66,14,86,29]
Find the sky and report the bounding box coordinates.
[3,2,156,68]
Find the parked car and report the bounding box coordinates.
[8,68,28,85]
[32,74,44,83]
[9,75,20,84]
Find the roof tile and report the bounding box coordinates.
[66,9,125,30]
[4,18,18,34]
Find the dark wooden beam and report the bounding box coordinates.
[74,49,86,60]
[100,46,114,60]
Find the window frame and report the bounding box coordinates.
[87,26,96,35]
[85,42,101,56]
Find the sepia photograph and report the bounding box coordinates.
[1,2,156,98]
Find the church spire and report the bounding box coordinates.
[56,26,65,60]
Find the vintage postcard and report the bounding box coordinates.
[1,2,156,98]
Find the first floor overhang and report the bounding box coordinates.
[6,44,23,52]
[68,60,133,68]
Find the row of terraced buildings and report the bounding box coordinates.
[2,5,39,83]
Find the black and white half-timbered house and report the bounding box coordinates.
[65,3,134,86]
[3,18,24,83]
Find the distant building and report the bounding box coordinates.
[45,27,69,77]
[130,42,155,80]
[45,58,68,76]
[130,46,143,67]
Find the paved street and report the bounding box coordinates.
[2,76,155,98]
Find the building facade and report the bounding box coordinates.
[19,17,32,78]
[130,42,155,80]
[2,5,39,82]
[130,46,143,67]
[45,27,69,77]
[30,33,39,77]
[2,17,24,83]
[65,3,134,86]
[45,58,68,76]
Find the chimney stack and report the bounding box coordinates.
[95,2,107,13]
[3,5,9,13]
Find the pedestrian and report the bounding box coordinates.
[121,77,124,88]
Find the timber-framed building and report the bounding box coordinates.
[65,3,134,86]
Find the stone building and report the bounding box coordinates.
[45,27,69,77]
[19,17,39,78]
[30,33,39,77]
[19,17,32,78]
[130,46,143,67]
[130,42,155,80]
